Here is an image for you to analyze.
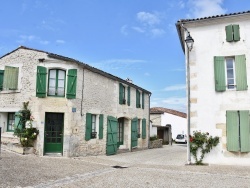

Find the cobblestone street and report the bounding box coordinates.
[1,145,250,188]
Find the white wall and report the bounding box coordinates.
[184,14,250,165]
[161,113,186,140]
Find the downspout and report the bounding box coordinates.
[148,93,151,149]
[81,68,85,116]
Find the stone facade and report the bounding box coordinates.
[0,46,151,157]
[177,11,250,165]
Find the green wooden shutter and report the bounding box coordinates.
[36,66,47,98]
[239,111,250,152]
[119,83,124,104]
[142,92,144,109]
[127,86,130,106]
[136,89,140,108]
[14,112,21,129]
[66,69,77,99]
[235,55,247,91]
[85,113,92,141]
[233,24,240,41]
[99,114,104,139]
[226,25,233,42]
[3,66,19,90]
[226,111,240,152]
[214,56,226,92]
[0,70,4,91]
[131,117,138,147]
[106,116,118,155]
[142,118,146,139]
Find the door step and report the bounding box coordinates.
[44,153,62,157]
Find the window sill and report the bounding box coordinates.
[0,89,21,94]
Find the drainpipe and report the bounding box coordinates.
[81,68,85,116]
[148,93,151,149]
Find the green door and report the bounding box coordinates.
[44,113,64,154]
[106,116,118,155]
[117,118,124,148]
[131,117,138,148]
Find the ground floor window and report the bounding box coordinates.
[117,118,124,146]
[7,112,15,132]
[226,110,250,152]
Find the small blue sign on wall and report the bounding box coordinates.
[72,108,76,113]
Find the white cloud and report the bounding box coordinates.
[178,1,185,9]
[144,72,150,76]
[56,40,65,44]
[132,27,145,33]
[90,59,146,70]
[151,96,186,112]
[132,11,165,38]
[17,35,36,43]
[150,28,165,37]
[188,0,226,18]
[164,84,186,91]
[137,12,161,26]
[120,25,129,35]
[40,40,49,45]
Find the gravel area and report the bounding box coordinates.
[1,144,250,188]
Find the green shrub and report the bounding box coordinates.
[190,131,219,165]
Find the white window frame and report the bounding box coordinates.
[225,57,236,90]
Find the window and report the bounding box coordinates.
[137,119,141,138]
[226,110,250,152]
[7,112,15,132]
[0,70,4,91]
[36,66,77,99]
[91,114,97,138]
[117,118,124,146]
[48,69,66,97]
[214,55,247,92]
[225,24,240,42]
[136,89,141,108]
[85,113,103,140]
[119,83,131,105]
[225,58,235,89]
[1,66,19,90]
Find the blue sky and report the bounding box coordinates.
[0,0,249,112]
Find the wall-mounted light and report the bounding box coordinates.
[185,32,194,51]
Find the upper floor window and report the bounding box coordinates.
[0,66,19,91]
[36,66,77,99]
[119,83,130,106]
[225,24,240,42]
[214,55,247,92]
[136,90,144,109]
[48,69,66,97]
[225,58,235,90]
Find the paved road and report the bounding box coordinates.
[1,144,250,188]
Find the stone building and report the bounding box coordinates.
[0,46,151,157]
[176,11,250,165]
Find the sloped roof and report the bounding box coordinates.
[150,107,186,118]
[177,10,250,24]
[0,46,151,94]
[176,10,250,52]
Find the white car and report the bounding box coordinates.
[175,134,187,144]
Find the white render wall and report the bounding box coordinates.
[150,113,186,140]
[0,48,150,157]
[184,14,250,165]
[161,113,186,140]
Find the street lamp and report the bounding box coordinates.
[185,32,194,51]
[184,30,194,165]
